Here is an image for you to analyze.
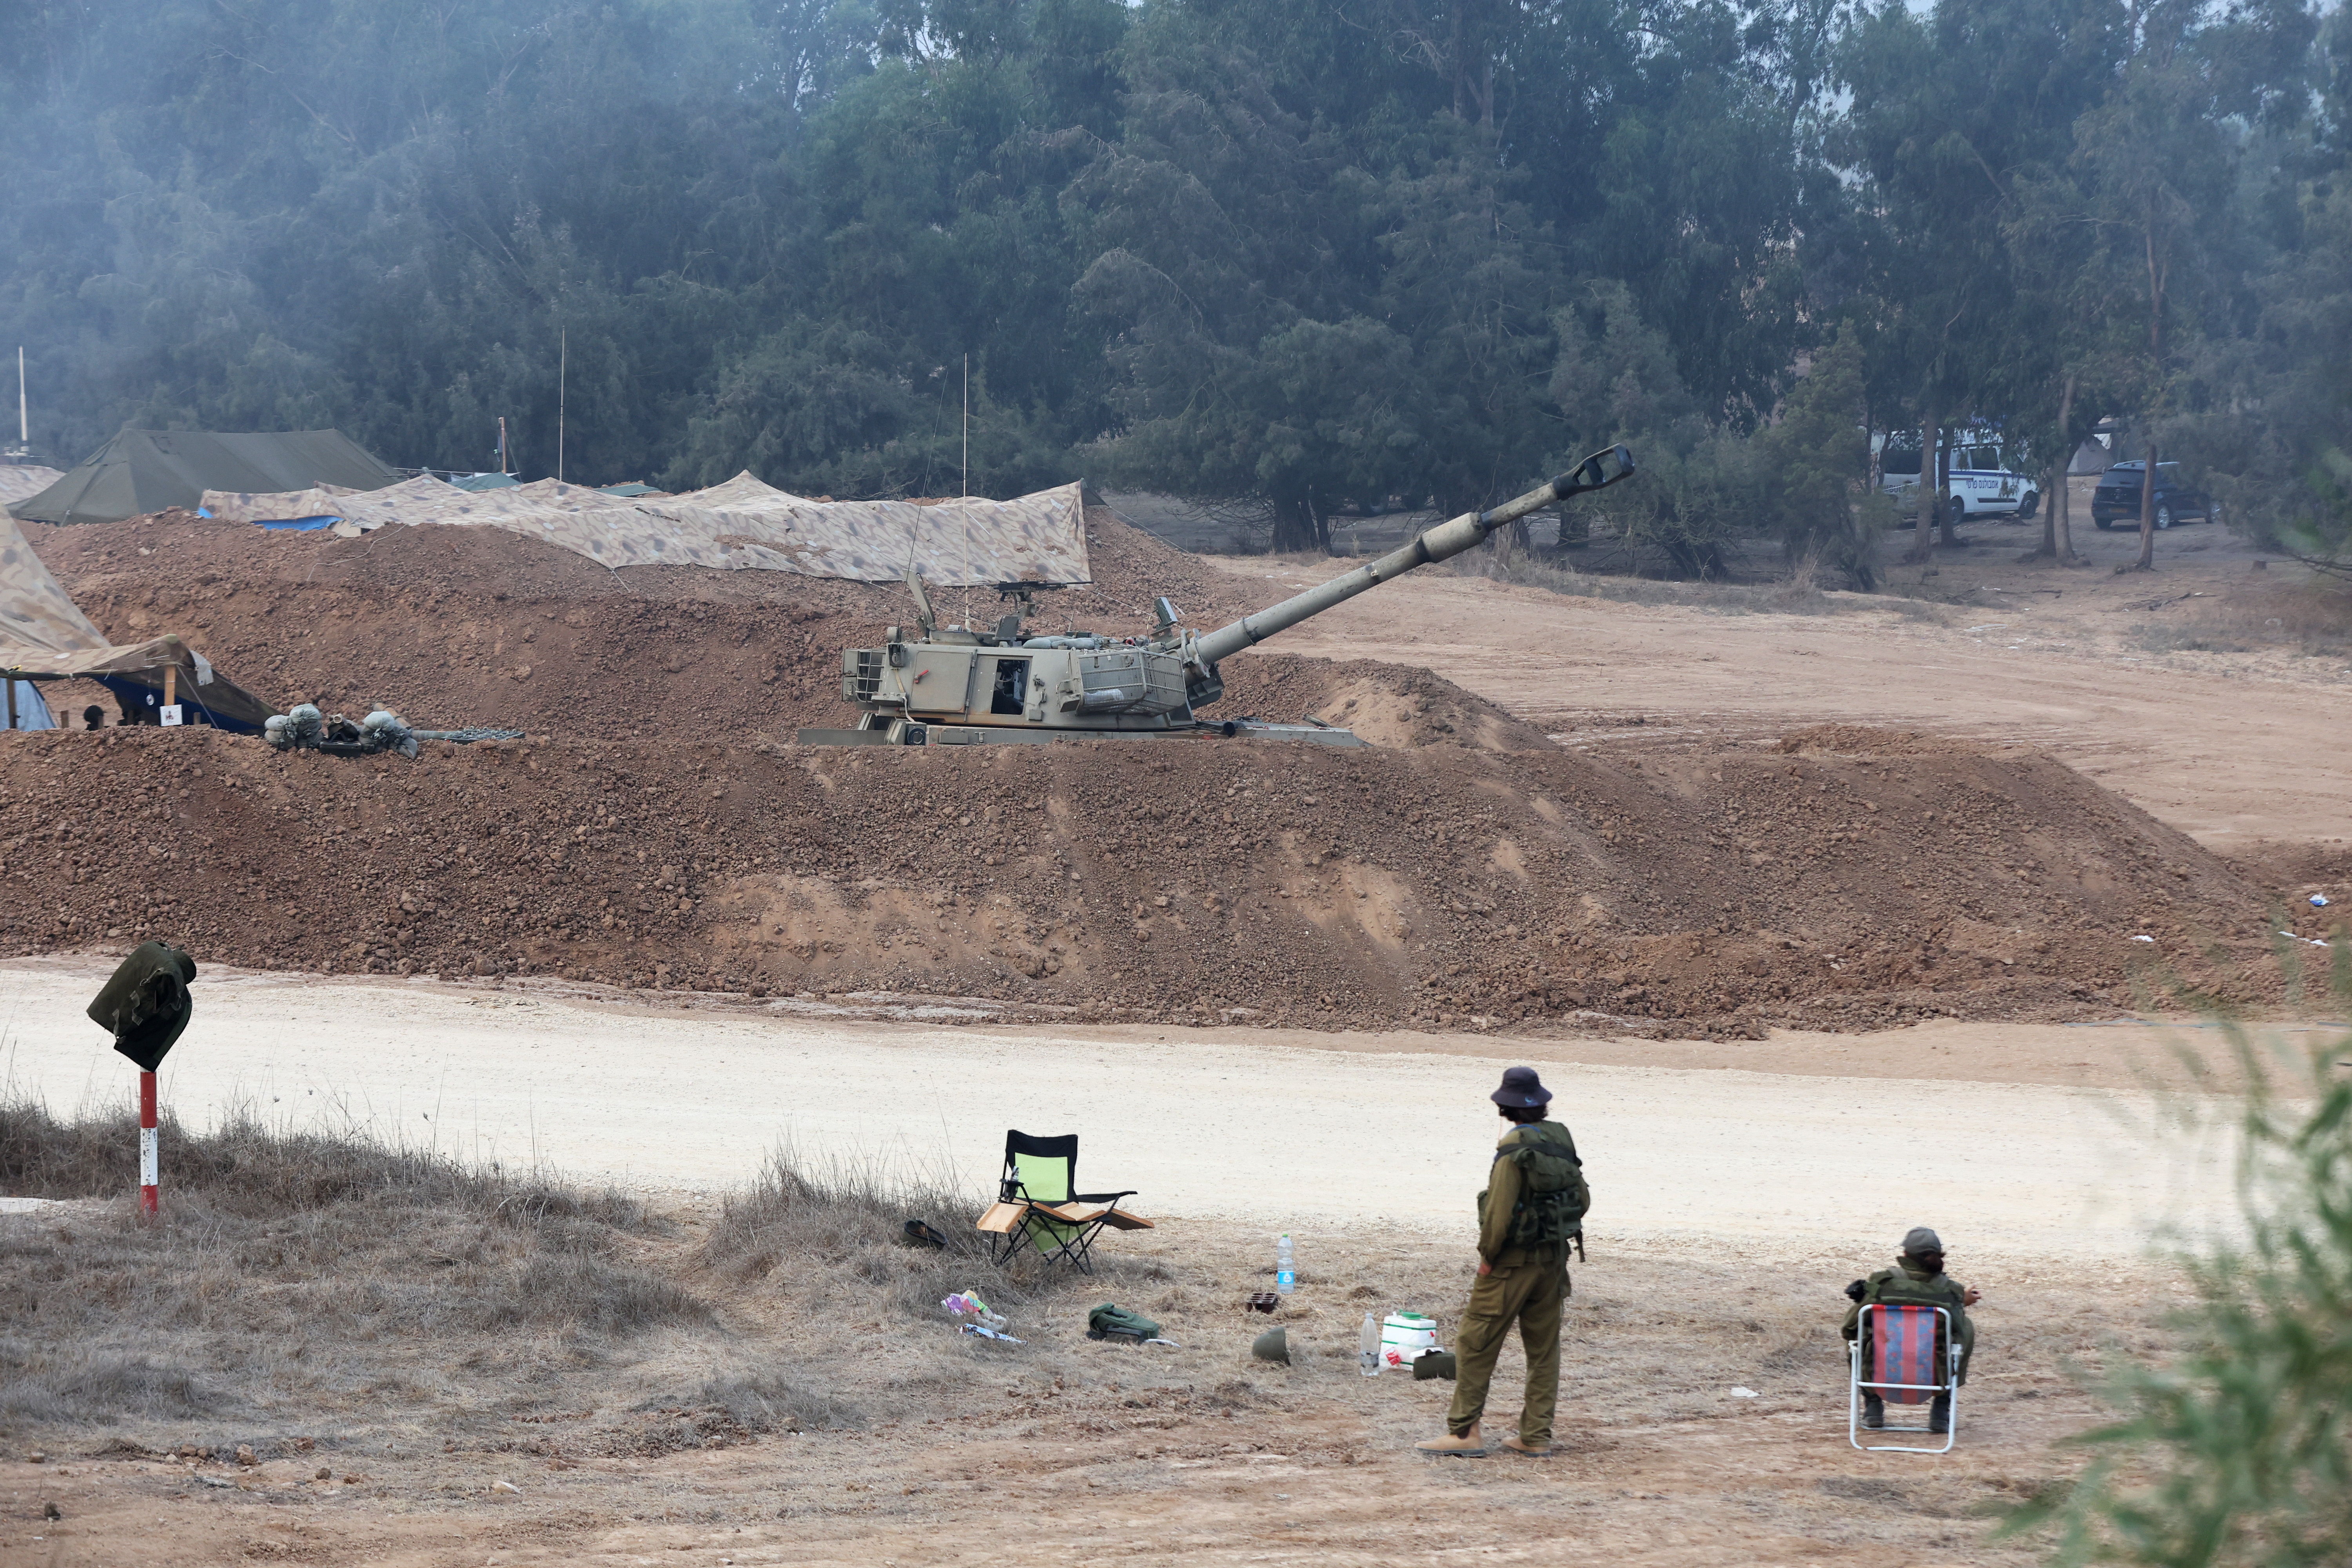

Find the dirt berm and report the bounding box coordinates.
[18,506,1261,738]
[2,506,2299,1034]
[0,715,2287,1035]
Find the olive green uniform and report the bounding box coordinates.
[1445,1120,1578,1443]
[1841,1256,1975,1385]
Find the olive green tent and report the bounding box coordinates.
[8,426,401,526]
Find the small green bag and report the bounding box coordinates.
[1087,1303,1163,1342]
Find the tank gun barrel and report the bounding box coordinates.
[1191,445,1635,666]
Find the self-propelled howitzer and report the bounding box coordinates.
[797,445,1635,748]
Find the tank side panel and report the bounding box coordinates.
[904,647,979,719]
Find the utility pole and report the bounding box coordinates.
[961,355,972,624]
[558,328,566,485]
[139,1070,159,1216]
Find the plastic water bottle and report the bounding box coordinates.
[1275,1234,1295,1296]
[1359,1312,1381,1377]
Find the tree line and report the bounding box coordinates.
[3,0,2347,574]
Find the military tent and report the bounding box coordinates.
[9,427,401,526]
[0,510,272,731]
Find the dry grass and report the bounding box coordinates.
[0,1092,727,1450]
[2124,582,2352,659]
[0,1095,1163,1461]
[696,1144,1167,1328]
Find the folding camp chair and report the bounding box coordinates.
[1849,1303,1958,1453]
[973,1130,1152,1273]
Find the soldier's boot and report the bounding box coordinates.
[1499,1434,1551,1458]
[1860,1394,1886,1430]
[1928,1394,1951,1436]
[1415,1422,1486,1457]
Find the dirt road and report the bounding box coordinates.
[0,961,2241,1259]
[1210,507,2352,852]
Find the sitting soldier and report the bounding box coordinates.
[1842,1226,1979,1434]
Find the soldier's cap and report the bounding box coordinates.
[1490,1066,1553,1108]
[1902,1227,1944,1258]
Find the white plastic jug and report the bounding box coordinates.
[1380,1311,1439,1370]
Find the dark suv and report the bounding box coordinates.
[2091,462,2216,530]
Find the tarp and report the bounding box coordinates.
[0,510,274,731]
[2071,439,2117,476]
[199,472,1093,586]
[0,508,109,655]
[199,483,358,523]
[4,677,55,730]
[0,466,64,508]
[9,427,402,526]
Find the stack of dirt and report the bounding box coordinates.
[0,716,2293,1036]
[2222,838,2352,914]
[21,505,1259,737]
[1214,656,1559,750]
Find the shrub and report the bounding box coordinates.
[2013,956,2352,1565]
[698,1145,1074,1319]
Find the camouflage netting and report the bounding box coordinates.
[200,475,1092,586]
[0,466,64,508]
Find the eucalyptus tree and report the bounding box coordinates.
[1833,0,2122,564]
[2131,2,2340,558]
[2066,0,2313,568]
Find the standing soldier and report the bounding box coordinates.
[1417,1065,1588,1457]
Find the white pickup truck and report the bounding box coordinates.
[1877,435,2040,528]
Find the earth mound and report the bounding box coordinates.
[1216,657,1557,751]
[24,505,1261,737]
[8,512,2308,1034]
[0,722,2288,1036]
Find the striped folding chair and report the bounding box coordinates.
[1850,1303,1957,1453]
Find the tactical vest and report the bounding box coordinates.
[1500,1126,1590,1252]
[1866,1266,1958,1312]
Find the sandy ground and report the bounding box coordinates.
[1208,500,2352,853]
[0,1215,2172,1568]
[1,961,2248,1262]
[0,949,2235,1566]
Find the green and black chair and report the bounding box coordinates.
[975,1129,1151,1272]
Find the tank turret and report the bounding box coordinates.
[797,445,1633,747]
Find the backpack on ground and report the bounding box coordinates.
[1087,1303,1163,1343]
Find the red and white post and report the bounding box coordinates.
[139,1070,159,1216]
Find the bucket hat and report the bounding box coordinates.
[1490,1065,1553,1108]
